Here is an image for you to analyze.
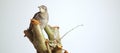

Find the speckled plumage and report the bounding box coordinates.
[29,5,49,31]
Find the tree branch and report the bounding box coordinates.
[24,19,68,53]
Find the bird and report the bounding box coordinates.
[28,5,49,31]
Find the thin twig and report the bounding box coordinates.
[60,24,83,39]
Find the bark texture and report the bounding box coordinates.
[24,19,68,53]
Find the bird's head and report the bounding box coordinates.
[38,5,47,13]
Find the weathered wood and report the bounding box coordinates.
[44,25,63,53]
[24,19,68,53]
[44,25,55,41]
[31,19,48,53]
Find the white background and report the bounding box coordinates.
[0,0,120,53]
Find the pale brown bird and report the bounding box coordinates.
[29,5,49,31]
